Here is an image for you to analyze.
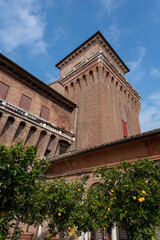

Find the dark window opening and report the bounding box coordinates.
[44,149,51,157]
[19,94,31,111]
[0,81,9,99]
[59,140,70,154]
[44,135,55,157]
[118,227,129,240]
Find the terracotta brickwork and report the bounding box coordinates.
[0,54,76,158]
[0,70,75,131]
[56,34,141,150]
[0,110,75,158]
[1,31,160,239]
[47,131,160,182]
[0,31,142,157]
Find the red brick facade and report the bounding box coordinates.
[0,31,160,239]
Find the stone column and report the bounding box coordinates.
[112,225,118,240]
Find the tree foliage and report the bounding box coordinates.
[0,142,49,240]
[91,159,160,240]
[44,176,90,239]
[1,142,160,240]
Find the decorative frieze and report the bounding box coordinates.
[0,98,75,142]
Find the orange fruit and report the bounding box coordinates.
[58,212,61,216]
[108,208,110,212]
[110,193,113,198]
[0,212,4,217]
[142,190,146,195]
[133,196,136,200]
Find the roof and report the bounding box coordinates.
[55,31,130,74]
[0,53,76,112]
[49,128,160,163]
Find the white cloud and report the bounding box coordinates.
[53,26,66,42]
[128,47,146,72]
[46,73,58,84]
[140,91,160,132]
[105,24,121,48]
[148,92,160,106]
[98,0,126,15]
[150,68,160,78]
[150,0,160,23]
[127,46,146,84]
[0,0,47,54]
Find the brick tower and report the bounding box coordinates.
[50,31,141,150]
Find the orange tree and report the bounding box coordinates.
[86,183,115,233]
[18,181,49,234]
[0,142,49,240]
[45,177,90,239]
[93,159,160,240]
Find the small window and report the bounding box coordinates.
[19,94,31,111]
[59,140,70,155]
[40,105,50,121]
[118,227,129,240]
[122,120,128,138]
[0,81,9,99]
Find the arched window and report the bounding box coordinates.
[1,116,15,136]
[70,82,74,94]
[25,126,37,145]
[89,70,95,82]
[44,134,55,157]
[36,130,47,147]
[65,86,69,96]
[83,74,87,86]
[12,121,26,144]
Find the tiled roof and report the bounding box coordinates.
[49,128,160,163]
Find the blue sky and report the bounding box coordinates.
[0,0,160,132]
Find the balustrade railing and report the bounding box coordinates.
[0,98,75,141]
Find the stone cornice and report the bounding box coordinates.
[58,51,141,102]
[0,53,76,112]
[56,31,130,74]
[99,52,141,101]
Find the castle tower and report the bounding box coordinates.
[51,31,141,150]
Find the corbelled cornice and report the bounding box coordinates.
[56,31,130,74]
